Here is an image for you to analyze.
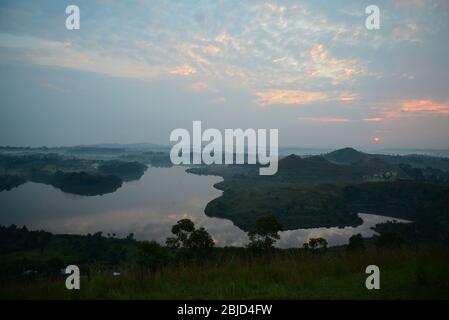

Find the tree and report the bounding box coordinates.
[247,215,282,251]
[303,237,328,252]
[126,232,135,241]
[376,231,405,249]
[138,240,169,271]
[166,219,215,250]
[186,227,215,249]
[37,231,52,254]
[347,234,365,253]
[166,219,195,248]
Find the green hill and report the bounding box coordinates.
[325,147,449,172]
[324,147,367,165]
[277,153,407,183]
[191,149,449,233]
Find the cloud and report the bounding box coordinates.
[255,89,361,107]
[306,44,364,84]
[363,117,383,122]
[255,90,329,106]
[177,43,214,66]
[212,97,227,104]
[401,99,449,114]
[376,99,449,120]
[296,117,352,123]
[169,65,197,76]
[392,23,422,44]
[395,0,426,8]
[338,92,359,102]
[0,2,444,116]
[190,81,207,91]
[201,45,221,54]
[257,3,287,14]
[0,33,168,79]
[309,44,328,60]
[0,3,370,91]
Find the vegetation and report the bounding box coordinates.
[189,152,411,231]
[137,241,169,273]
[204,177,361,231]
[0,153,147,196]
[347,234,366,253]
[1,224,449,300]
[325,147,449,174]
[51,171,123,196]
[247,215,282,251]
[1,146,449,299]
[165,219,214,250]
[344,181,449,245]
[0,174,26,192]
[120,151,173,167]
[375,231,405,249]
[303,238,328,253]
[98,161,147,181]
[188,150,449,246]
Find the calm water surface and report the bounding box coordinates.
[0,166,409,248]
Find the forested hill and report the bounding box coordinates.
[325,147,449,172]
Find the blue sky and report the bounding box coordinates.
[0,0,448,148]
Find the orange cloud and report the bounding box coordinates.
[375,99,449,121]
[380,110,401,119]
[256,90,328,106]
[170,65,197,76]
[201,45,220,54]
[339,93,358,102]
[297,117,352,123]
[190,81,206,91]
[256,3,287,14]
[401,99,449,114]
[309,44,327,60]
[307,44,364,84]
[363,117,383,122]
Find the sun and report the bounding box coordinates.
[373,136,381,143]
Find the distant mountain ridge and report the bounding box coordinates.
[277,151,407,183]
[324,147,367,164]
[323,147,449,172]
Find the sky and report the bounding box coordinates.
[0,0,448,149]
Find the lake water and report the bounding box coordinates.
[0,166,409,248]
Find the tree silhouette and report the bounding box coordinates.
[186,227,215,249]
[376,231,405,249]
[303,237,328,252]
[138,240,169,272]
[166,219,215,250]
[247,215,282,251]
[347,234,365,253]
[166,219,195,248]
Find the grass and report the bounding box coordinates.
[2,247,449,300]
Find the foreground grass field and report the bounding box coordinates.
[2,247,449,299]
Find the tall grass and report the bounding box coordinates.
[1,247,449,299]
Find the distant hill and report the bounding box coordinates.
[324,147,367,165]
[376,153,449,171]
[323,147,449,172]
[278,154,343,175]
[190,147,449,233]
[277,153,406,183]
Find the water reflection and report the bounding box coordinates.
[277,213,410,248]
[0,166,409,248]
